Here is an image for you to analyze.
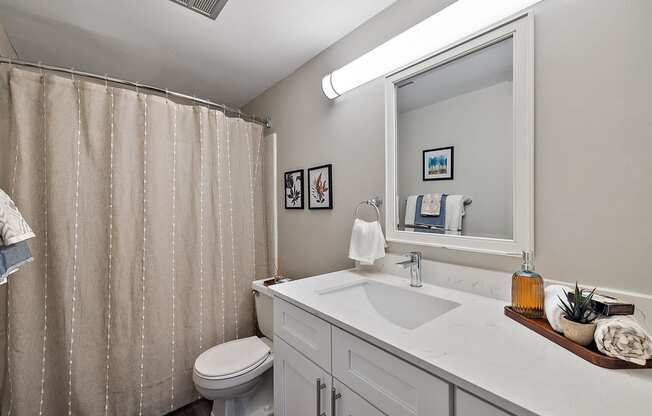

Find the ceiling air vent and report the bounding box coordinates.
[170,0,229,20]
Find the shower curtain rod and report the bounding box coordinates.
[0,57,272,128]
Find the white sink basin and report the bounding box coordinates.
[318,280,460,330]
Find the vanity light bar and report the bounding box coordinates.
[321,0,541,99]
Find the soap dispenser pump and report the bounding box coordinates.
[511,251,544,318]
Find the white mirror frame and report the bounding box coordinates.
[385,13,534,256]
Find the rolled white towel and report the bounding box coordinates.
[594,316,652,365]
[544,285,569,333]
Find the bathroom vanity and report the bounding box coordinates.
[268,17,652,414]
[270,269,652,416]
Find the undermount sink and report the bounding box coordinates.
[318,280,460,330]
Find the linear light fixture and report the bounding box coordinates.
[321,0,541,99]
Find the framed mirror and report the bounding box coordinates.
[385,14,533,256]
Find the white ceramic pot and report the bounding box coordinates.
[560,316,597,346]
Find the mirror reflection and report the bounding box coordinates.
[396,37,514,240]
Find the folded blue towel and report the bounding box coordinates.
[414,194,447,234]
[0,241,33,284]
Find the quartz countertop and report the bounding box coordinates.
[269,269,652,416]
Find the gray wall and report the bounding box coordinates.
[0,23,17,58]
[398,82,513,239]
[245,0,652,296]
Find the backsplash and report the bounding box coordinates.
[363,253,652,332]
[372,253,512,301]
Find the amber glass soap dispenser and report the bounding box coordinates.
[511,251,544,318]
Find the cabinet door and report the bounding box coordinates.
[275,336,332,416]
[332,327,450,416]
[456,389,512,416]
[333,379,386,416]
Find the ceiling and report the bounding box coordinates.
[398,37,513,113]
[0,0,397,107]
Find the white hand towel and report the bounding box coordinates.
[404,195,418,226]
[348,219,387,265]
[594,316,652,365]
[544,285,570,333]
[420,193,441,216]
[0,188,35,245]
[445,195,471,232]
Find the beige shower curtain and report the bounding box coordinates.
[0,67,268,415]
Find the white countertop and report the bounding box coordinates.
[269,269,652,416]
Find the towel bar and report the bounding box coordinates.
[354,197,382,221]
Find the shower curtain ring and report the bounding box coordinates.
[38,61,43,76]
[165,88,169,102]
[104,73,109,90]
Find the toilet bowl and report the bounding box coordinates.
[193,278,275,416]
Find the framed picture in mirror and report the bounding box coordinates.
[423,146,454,181]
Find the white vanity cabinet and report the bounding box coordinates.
[274,297,514,416]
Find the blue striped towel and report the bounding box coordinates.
[0,241,33,284]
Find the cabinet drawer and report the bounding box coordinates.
[274,298,332,371]
[333,379,386,416]
[456,389,511,416]
[332,327,450,416]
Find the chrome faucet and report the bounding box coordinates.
[396,251,423,287]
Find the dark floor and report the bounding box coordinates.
[166,399,212,416]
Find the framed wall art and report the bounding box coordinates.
[308,164,333,209]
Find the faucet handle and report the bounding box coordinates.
[403,251,422,263]
[396,251,422,268]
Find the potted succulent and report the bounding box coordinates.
[557,283,598,346]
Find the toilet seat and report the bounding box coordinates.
[193,336,273,392]
[195,336,271,379]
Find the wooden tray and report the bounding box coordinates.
[504,306,652,369]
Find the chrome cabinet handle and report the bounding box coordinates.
[331,387,342,416]
[316,378,326,416]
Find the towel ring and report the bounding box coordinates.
[354,197,382,221]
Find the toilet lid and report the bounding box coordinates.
[194,336,271,379]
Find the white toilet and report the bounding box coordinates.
[193,278,275,416]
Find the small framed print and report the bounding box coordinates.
[284,169,304,209]
[423,146,454,181]
[308,164,333,209]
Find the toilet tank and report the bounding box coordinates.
[252,279,274,339]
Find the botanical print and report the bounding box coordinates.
[423,146,454,181]
[284,169,304,209]
[312,173,328,203]
[308,164,333,209]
